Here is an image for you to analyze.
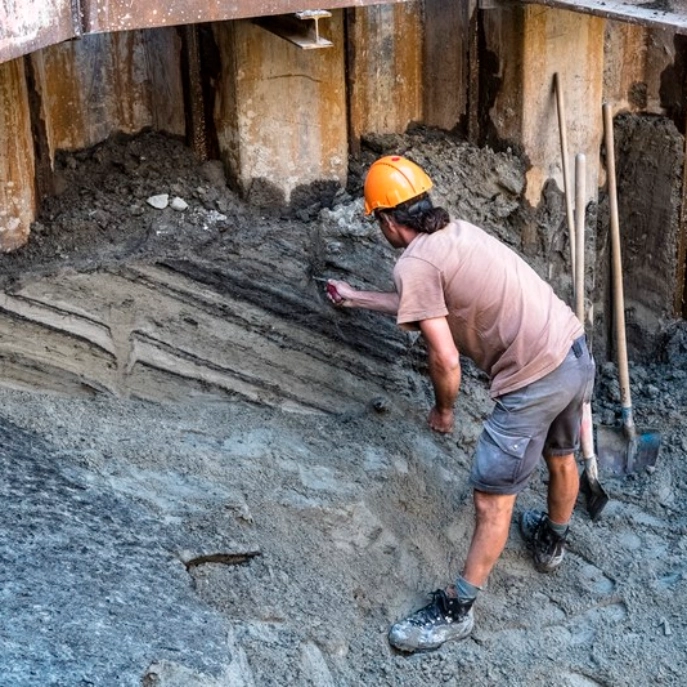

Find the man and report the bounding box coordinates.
[325,155,595,653]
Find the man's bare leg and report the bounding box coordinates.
[388,489,514,652]
[461,490,517,587]
[544,452,579,525]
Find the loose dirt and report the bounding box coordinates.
[1,127,686,686]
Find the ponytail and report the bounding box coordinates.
[378,193,450,234]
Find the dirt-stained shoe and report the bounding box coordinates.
[388,588,474,653]
[520,509,568,573]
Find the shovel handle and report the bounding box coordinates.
[603,104,634,423]
[573,152,596,463]
[555,74,576,276]
[574,153,586,325]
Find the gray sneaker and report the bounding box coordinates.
[519,509,568,573]
[388,588,474,653]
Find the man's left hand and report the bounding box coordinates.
[428,406,454,433]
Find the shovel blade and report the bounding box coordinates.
[596,425,661,476]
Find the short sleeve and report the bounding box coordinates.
[394,257,448,330]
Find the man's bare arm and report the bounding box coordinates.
[326,280,399,315]
[419,316,461,433]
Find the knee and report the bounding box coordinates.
[473,491,516,524]
[546,453,577,477]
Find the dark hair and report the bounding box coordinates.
[376,193,450,234]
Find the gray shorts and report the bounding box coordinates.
[470,336,595,495]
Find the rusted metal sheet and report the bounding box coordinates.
[32,29,185,155]
[213,16,347,205]
[523,0,687,34]
[0,0,78,64]
[347,3,423,144]
[1,0,408,63]
[83,0,410,34]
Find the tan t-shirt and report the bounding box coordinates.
[394,220,584,397]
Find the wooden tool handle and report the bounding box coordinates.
[555,73,576,275]
[573,151,595,461]
[602,103,633,420]
[574,153,586,324]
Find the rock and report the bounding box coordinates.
[371,396,389,413]
[660,618,672,636]
[645,384,659,398]
[170,197,189,212]
[147,194,169,210]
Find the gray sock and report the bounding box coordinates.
[548,518,569,538]
[454,575,481,602]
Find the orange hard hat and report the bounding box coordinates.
[363,156,433,215]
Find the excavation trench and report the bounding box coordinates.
[1,128,687,686]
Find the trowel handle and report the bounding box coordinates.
[603,103,634,420]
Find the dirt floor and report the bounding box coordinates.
[1,128,687,686]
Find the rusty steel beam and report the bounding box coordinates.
[522,0,687,35]
[254,11,334,50]
[0,0,80,64]
[0,0,408,64]
[82,0,410,35]
[4,0,687,66]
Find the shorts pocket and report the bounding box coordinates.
[471,424,531,491]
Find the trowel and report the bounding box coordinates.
[596,104,661,476]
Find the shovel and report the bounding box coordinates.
[554,75,608,518]
[573,153,609,519]
[596,104,662,476]
[554,73,577,276]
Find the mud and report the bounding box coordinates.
[1,127,687,686]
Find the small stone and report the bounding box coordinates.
[645,384,659,399]
[371,396,389,413]
[661,618,672,636]
[146,193,169,209]
[170,197,188,212]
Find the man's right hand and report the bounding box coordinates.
[428,406,454,433]
[326,280,355,307]
[324,283,400,315]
